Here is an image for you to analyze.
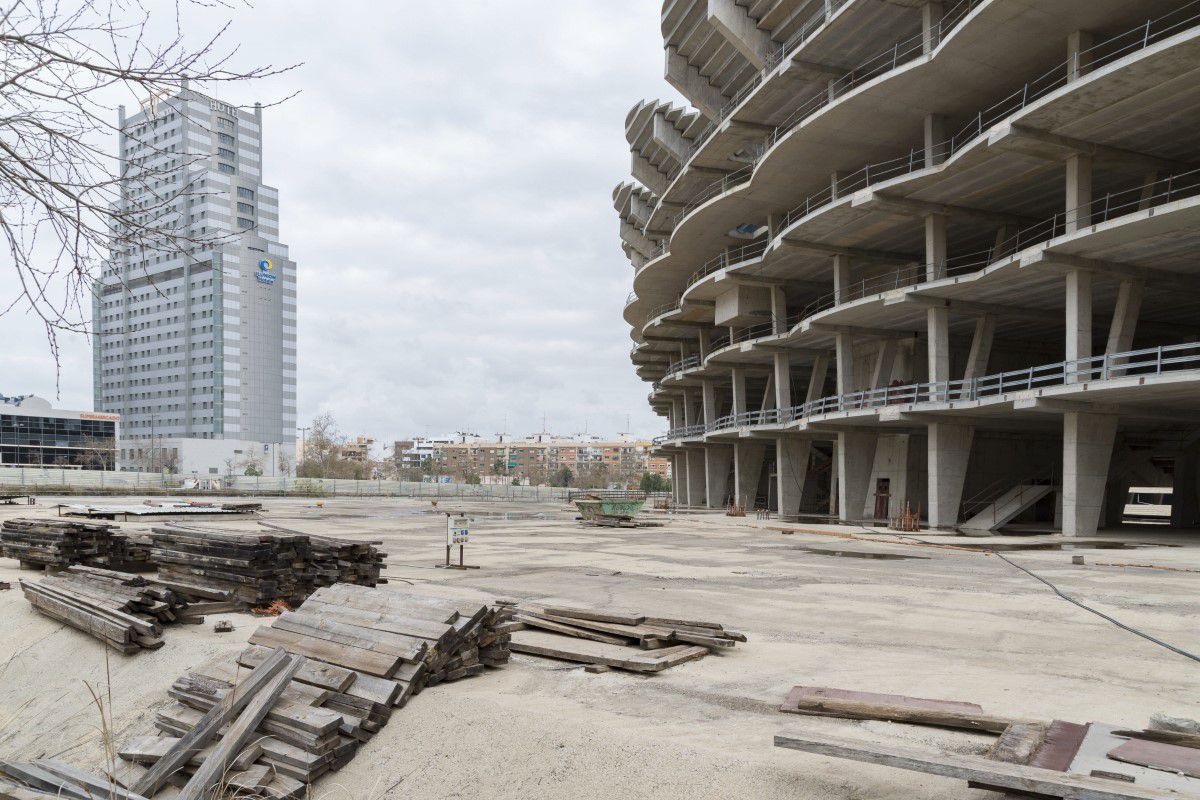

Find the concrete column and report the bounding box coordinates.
[1065,270,1093,382]
[701,379,718,426]
[706,0,772,69]
[829,438,839,517]
[681,388,697,427]
[806,354,830,404]
[927,306,950,399]
[924,113,945,168]
[1105,280,1143,355]
[1065,154,1093,234]
[777,437,811,519]
[686,448,706,506]
[731,367,748,417]
[837,431,877,522]
[774,353,792,414]
[665,46,726,119]
[963,315,995,381]
[925,213,947,279]
[927,423,974,528]
[698,329,711,361]
[705,445,733,508]
[1171,445,1200,528]
[830,171,851,200]
[835,333,854,396]
[734,441,767,509]
[832,254,852,303]
[671,398,684,431]
[871,340,898,390]
[761,372,776,410]
[672,454,684,505]
[770,286,788,334]
[1061,411,1118,536]
[922,2,944,55]
[1067,30,1094,83]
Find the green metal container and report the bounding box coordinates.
[575,497,645,520]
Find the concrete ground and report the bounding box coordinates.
[0,495,1196,799]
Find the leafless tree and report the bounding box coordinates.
[0,0,298,374]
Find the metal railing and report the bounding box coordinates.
[665,353,701,376]
[665,341,1200,439]
[686,239,769,290]
[774,2,1200,234]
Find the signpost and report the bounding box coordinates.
[438,513,479,569]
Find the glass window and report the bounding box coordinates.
[237,202,254,214]
[237,217,254,228]
[218,163,235,174]
[218,132,235,146]
[237,187,255,200]
[217,147,236,160]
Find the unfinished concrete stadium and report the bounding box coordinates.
[617,0,1200,535]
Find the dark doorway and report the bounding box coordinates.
[873,478,891,520]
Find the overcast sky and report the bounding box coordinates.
[0,1,685,444]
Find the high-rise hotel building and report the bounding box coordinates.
[93,85,297,472]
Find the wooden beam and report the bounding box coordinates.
[774,731,1185,800]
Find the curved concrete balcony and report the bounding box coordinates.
[663,341,1200,442]
[628,6,1200,333]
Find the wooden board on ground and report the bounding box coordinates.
[774,730,1189,800]
[779,685,1020,734]
[509,629,707,673]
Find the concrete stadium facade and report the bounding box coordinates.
[617,0,1200,534]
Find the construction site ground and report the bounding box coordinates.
[0,496,1196,799]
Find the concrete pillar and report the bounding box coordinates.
[665,46,726,119]
[1067,30,1094,83]
[698,329,711,361]
[706,0,772,69]
[925,213,947,279]
[734,441,767,509]
[1065,154,1093,234]
[922,2,944,55]
[1061,411,1118,536]
[705,445,733,508]
[672,454,684,505]
[686,448,706,506]
[1065,270,1092,381]
[835,333,854,396]
[1105,280,1143,355]
[777,437,811,519]
[671,398,684,431]
[927,306,950,399]
[731,367,748,417]
[924,113,945,168]
[770,286,788,334]
[1171,446,1200,528]
[774,353,792,415]
[829,438,839,517]
[871,340,898,390]
[830,171,852,201]
[761,372,776,410]
[964,315,995,381]
[806,354,830,404]
[682,388,697,427]
[832,254,852,303]
[927,423,974,528]
[837,431,877,522]
[701,379,718,426]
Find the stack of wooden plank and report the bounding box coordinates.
[499,601,745,673]
[0,758,151,799]
[300,534,386,593]
[102,532,155,571]
[19,565,193,654]
[149,526,307,607]
[104,585,509,798]
[0,517,116,569]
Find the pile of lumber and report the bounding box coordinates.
[102,531,155,570]
[0,758,151,799]
[98,584,509,798]
[301,534,386,591]
[149,526,308,607]
[0,517,115,569]
[148,526,387,607]
[500,601,745,673]
[19,565,194,654]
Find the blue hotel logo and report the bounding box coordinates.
[255,258,277,285]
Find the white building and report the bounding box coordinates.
[93,83,297,474]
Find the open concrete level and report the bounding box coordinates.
[0,496,1195,799]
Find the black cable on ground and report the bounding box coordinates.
[842,525,1200,665]
[989,549,1200,666]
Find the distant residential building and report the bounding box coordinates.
[338,435,375,463]
[0,394,119,470]
[428,434,669,486]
